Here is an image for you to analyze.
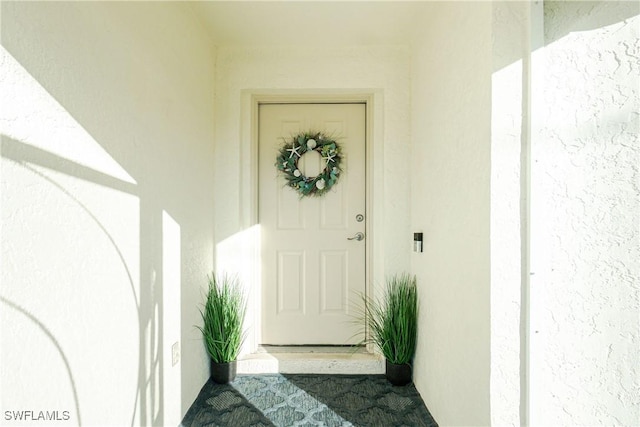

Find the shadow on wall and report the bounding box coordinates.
[527,2,639,425]
[0,43,178,426]
[2,0,217,423]
[543,0,639,44]
[0,297,82,424]
[490,1,639,425]
[492,0,639,74]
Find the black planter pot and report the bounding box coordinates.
[211,360,237,384]
[385,360,412,386]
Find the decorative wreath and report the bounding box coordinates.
[276,132,342,197]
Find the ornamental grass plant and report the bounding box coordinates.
[197,273,247,364]
[357,273,418,365]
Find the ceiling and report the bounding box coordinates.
[190,1,434,47]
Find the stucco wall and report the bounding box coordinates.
[1,2,215,425]
[213,45,412,351]
[530,1,640,425]
[410,2,493,425]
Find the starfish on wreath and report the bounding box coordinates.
[287,144,301,159]
[323,151,336,165]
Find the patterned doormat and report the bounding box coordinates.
[181,374,438,427]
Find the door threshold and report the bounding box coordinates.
[257,345,369,354]
[238,345,384,375]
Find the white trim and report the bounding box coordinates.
[525,2,544,425]
[239,89,384,354]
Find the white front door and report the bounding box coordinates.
[259,103,366,345]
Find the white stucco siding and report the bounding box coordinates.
[1,2,215,424]
[411,2,493,425]
[530,2,640,425]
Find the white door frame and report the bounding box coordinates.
[239,89,384,354]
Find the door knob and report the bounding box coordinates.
[347,232,365,241]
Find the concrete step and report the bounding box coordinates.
[237,346,385,375]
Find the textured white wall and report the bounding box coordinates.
[530,1,640,425]
[1,2,214,425]
[213,45,412,351]
[410,3,492,425]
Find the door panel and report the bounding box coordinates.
[259,103,366,344]
[277,251,304,314]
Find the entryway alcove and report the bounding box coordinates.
[225,91,386,375]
